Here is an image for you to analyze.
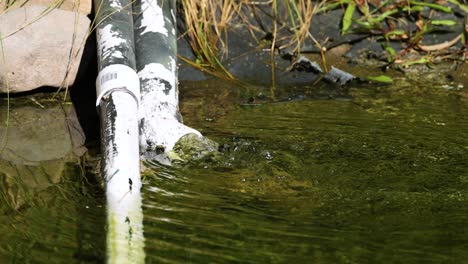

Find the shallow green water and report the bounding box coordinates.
[2,78,468,263]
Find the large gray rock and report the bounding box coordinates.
[0,0,92,14]
[0,6,91,93]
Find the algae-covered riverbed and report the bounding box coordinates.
[1,76,468,263]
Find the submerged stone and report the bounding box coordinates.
[323,66,356,86]
[0,94,86,213]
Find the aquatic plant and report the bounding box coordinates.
[326,0,467,65]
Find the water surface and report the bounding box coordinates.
[1,78,468,263]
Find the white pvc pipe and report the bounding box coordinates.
[133,0,203,164]
[96,70,145,263]
[137,61,202,151]
[94,0,146,260]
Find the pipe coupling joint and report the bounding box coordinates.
[96,64,140,108]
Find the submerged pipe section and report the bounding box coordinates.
[94,0,145,263]
[133,0,202,163]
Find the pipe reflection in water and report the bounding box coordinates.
[106,173,145,263]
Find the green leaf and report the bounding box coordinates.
[342,1,356,34]
[430,20,458,26]
[356,2,370,16]
[447,0,468,13]
[318,0,348,13]
[411,2,453,13]
[372,8,399,23]
[382,43,396,62]
[367,75,393,84]
[402,57,431,67]
[402,6,425,12]
[354,19,373,29]
[384,29,406,39]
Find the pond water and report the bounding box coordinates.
[1,77,468,263]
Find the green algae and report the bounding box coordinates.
[171,133,220,164]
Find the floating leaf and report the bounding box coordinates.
[367,75,393,83]
[431,20,458,26]
[342,1,356,34]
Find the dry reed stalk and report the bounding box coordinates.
[179,0,333,77]
[180,0,243,78]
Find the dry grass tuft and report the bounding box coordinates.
[179,0,331,77]
[180,0,244,79]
